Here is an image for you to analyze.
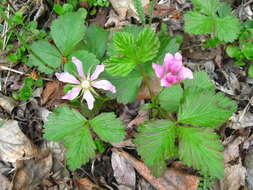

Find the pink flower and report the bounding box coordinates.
[152,52,193,87]
[56,57,116,110]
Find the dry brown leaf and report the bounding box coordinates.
[41,80,65,106]
[75,178,99,190]
[0,120,38,163]
[11,152,53,190]
[136,77,160,100]
[0,173,11,190]
[229,110,253,129]
[109,0,149,23]
[0,94,17,114]
[127,109,150,128]
[112,149,199,190]
[223,136,246,163]
[111,139,135,148]
[220,163,246,190]
[245,147,253,190]
[161,168,199,190]
[111,152,136,188]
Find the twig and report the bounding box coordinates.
[111,148,173,190]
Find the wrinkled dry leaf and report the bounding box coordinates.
[0,173,11,190]
[41,80,65,106]
[0,120,37,163]
[111,139,135,148]
[0,94,17,114]
[223,136,246,163]
[161,168,199,190]
[112,149,198,190]
[111,152,136,188]
[109,0,149,22]
[229,110,253,129]
[138,178,154,190]
[220,163,246,190]
[11,153,51,188]
[245,147,253,190]
[11,152,53,190]
[128,109,150,128]
[75,178,99,190]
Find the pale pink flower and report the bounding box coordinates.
[56,57,116,110]
[152,52,193,87]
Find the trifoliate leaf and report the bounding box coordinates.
[50,10,87,55]
[90,112,125,142]
[183,71,215,92]
[134,120,177,177]
[192,0,219,16]
[85,24,109,60]
[184,11,215,35]
[43,106,96,170]
[178,89,237,128]
[136,27,160,63]
[214,15,241,42]
[27,40,61,74]
[158,84,183,112]
[178,127,224,178]
[109,71,142,104]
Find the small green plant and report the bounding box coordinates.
[226,20,253,77]
[197,173,215,190]
[134,71,236,178]
[184,0,241,42]
[80,0,109,7]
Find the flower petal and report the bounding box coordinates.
[72,57,85,79]
[152,64,164,78]
[160,78,172,87]
[178,67,193,80]
[83,90,95,110]
[174,52,182,62]
[62,87,81,100]
[90,65,105,81]
[55,72,80,84]
[92,80,116,93]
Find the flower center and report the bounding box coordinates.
[81,80,91,89]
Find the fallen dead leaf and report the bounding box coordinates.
[245,146,253,190]
[137,77,160,100]
[0,94,17,114]
[127,109,150,128]
[223,136,246,163]
[111,139,135,148]
[220,163,246,190]
[11,151,53,190]
[229,110,253,129]
[0,120,38,163]
[0,173,11,190]
[89,7,110,27]
[111,151,136,188]
[112,149,199,190]
[41,80,66,106]
[75,178,100,190]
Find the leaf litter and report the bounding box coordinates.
[1,0,253,189]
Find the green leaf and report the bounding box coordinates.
[20,87,33,100]
[90,112,125,142]
[214,15,241,42]
[28,40,62,74]
[158,84,183,112]
[178,89,237,127]
[43,106,96,170]
[217,2,232,17]
[104,56,136,76]
[105,27,159,76]
[133,0,146,24]
[85,24,109,60]
[64,50,100,75]
[134,120,177,176]
[178,127,224,178]
[136,27,160,63]
[109,71,142,103]
[192,0,219,16]
[183,71,215,92]
[248,64,253,78]
[242,42,253,60]
[184,11,215,35]
[226,45,243,59]
[24,77,35,88]
[53,4,65,15]
[50,10,87,55]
